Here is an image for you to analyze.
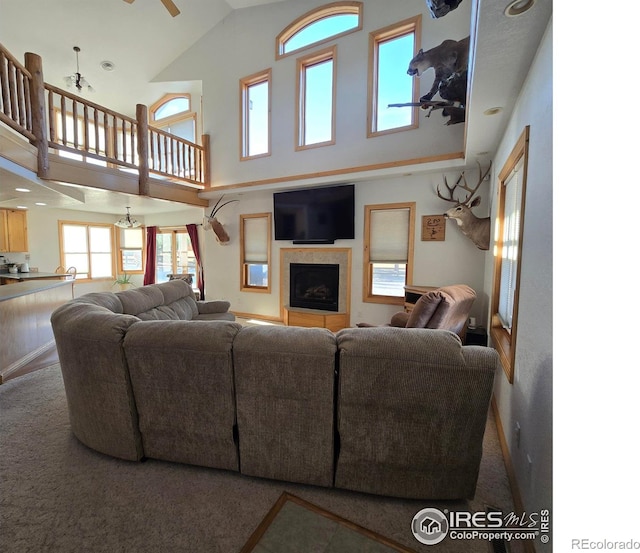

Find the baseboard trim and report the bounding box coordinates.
[1,340,57,384]
[491,396,537,553]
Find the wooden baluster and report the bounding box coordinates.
[121,118,126,163]
[103,112,110,159]
[24,52,49,178]
[149,128,155,172]
[72,99,78,149]
[83,104,89,152]
[47,89,55,142]
[112,116,118,161]
[8,60,18,122]
[130,121,135,164]
[60,95,67,146]
[94,108,99,155]
[16,71,25,127]
[23,73,32,133]
[0,52,10,117]
[163,134,168,174]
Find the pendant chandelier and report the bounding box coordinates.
[64,46,93,92]
[115,207,141,228]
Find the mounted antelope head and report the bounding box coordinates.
[436,161,492,250]
[204,195,238,244]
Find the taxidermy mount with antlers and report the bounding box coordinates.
[437,161,492,250]
[204,196,238,244]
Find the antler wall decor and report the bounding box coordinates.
[204,196,239,244]
[436,161,492,250]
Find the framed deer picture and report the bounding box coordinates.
[421,215,446,241]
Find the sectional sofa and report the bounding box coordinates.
[50,280,499,500]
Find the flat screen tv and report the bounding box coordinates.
[273,184,355,243]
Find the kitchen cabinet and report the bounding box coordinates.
[0,209,29,253]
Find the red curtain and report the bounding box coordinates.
[186,223,204,300]
[143,226,157,285]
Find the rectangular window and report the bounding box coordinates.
[240,69,271,160]
[491,126,530,383]
[296,46,336,150]
[363,203,415,303]
[116,227,145,273]
[240,213,271,292]
[59,221,114,280]
[155,229,198,287]
[368,16,421,137]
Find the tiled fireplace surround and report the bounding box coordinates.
[280,248,351,320]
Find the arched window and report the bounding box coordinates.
[276,1,363,59]
[149,93,197,144]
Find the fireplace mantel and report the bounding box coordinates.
[280,248,351,329]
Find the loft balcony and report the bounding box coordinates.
[0,43,209,209]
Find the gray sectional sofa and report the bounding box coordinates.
[51,280,499,500]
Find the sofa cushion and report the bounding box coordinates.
[124,320,243,471]
[233,325,337,487]
[116,280,198,320]
[334,326,497,499]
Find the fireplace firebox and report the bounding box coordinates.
[289,263,339,312]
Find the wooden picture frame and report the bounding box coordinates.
[421,215,446,241]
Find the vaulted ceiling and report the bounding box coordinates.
[0,0,552,215]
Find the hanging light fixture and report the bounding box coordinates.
[64,46,93,92]
[115,207,141,228]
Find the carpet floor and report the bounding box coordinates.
[0,365,522,553]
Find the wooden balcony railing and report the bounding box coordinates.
[0,43,208,191]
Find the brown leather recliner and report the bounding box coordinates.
[357,284,476,340]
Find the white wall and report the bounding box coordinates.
[486,17,552,548]
[204,166,490,325]
[160,0,472,187]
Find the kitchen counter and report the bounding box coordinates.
[0,278,73,302]
[1,279,73,383]
[0,271,71,282]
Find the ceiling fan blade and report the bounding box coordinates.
[160,0,180,17]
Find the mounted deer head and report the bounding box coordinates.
[204,195,238,244]
[436,161,492,250]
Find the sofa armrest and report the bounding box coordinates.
[196,300,231,314]
[389,311,409,327]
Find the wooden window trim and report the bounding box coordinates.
[276,1,363,60]
[363,202,415,304]
[239,69,272,161]
[239,212,272,293]
[295,46,337,151]
[115,225,146,275]
[58,220,116,282]
[367,15,421,138]
[156,227,200,285]
[149,93,191,121]
[490,126,530,383]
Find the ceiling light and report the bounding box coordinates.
[483,107,503,116]
[64,46,93,92]
[15,187,31,192]
[35,202,47,206]
[100,61,116,72]
[115,207,141,228]
[16,205,28,209]
[504,0,535,17]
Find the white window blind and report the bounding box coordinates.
[369,208,410,262]
[243,217,269,263]
[497,157,523,331]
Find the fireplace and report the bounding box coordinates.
[289,263,339,312]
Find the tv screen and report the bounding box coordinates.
[273,184,355,243]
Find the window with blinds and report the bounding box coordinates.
[363,202,415,303]
[240,213,271,292]
[491,126,529,383]
[116,226,145,273]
